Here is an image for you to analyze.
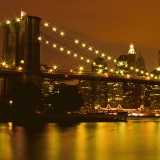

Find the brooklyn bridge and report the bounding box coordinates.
[0,15,160,109]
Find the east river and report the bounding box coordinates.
[1,117,160,160]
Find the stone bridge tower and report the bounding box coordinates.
[2,15,41,86]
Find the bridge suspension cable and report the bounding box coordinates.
[41,21,116,62]
[0,16,159,80]
[40,21,117,72]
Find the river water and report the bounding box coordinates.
[0,117,160,160]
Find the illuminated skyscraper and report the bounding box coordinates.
[78,80,93,109]
[127,43,136,68]
[123,82,143,109]
[91,81,107,107]
[150,84,160,109]
[107,82,123,107]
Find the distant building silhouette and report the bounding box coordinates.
[116,55,128,72]
[91,57,107,73]
[136,51,145,71]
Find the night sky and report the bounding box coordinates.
[0,0,160,71]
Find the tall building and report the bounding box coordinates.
[148,68,160,109]
[78,80,93,109]
[127,43,136,68]
[123,82,143,109]
[107,82,123,107]
[149,84,160,109]
[90,81,107,107]
[78,57,108,110]
[136,51,145,71]
[143,84,151,108]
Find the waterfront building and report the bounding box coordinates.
[149,84,160,109]
[78,80,93,109]
[143,84,151,108]
[91,81,107,107]
[107,82,123,108]
[148,68,160,109]
[123,82,143,109]
[41,78,57,98]
[78,80,108,110]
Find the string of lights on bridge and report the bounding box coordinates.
[39,20,156,79]
[41,21,115,63]
[0,17,160,80]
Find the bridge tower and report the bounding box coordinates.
[2,15,41,86]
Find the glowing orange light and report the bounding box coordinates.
[95,50,99,54]
[82,43,86,47]
[52,44,57,48]
[6,20,11,24]
[73,54,77,57]
[52,27,57,32]
[16,18,21,22]
[88,47,93,51]
[75,39,79,44]
[60,47,64,51]
[38,36,42,41]
[44,22,49,27]
[60,31,65,36]
[80,57,84,60]
[67,50,71,54]
[18,67,23,71]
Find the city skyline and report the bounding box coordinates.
[0,0,160,71]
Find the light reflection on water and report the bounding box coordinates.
[0,118,160,160]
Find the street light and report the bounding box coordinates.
[9,100,13,105]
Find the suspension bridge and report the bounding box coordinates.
[0,15,160,108]
[0,15,159,82]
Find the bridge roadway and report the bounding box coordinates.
[0,67,22,76]
[0,68,160,85]
[41,70,160,85]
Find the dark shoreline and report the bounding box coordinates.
[0,114,127,123]
[1,114,160,124]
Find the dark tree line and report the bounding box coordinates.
[3,82,84,115]
[44,85,84,114]
[8,82,42,115]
